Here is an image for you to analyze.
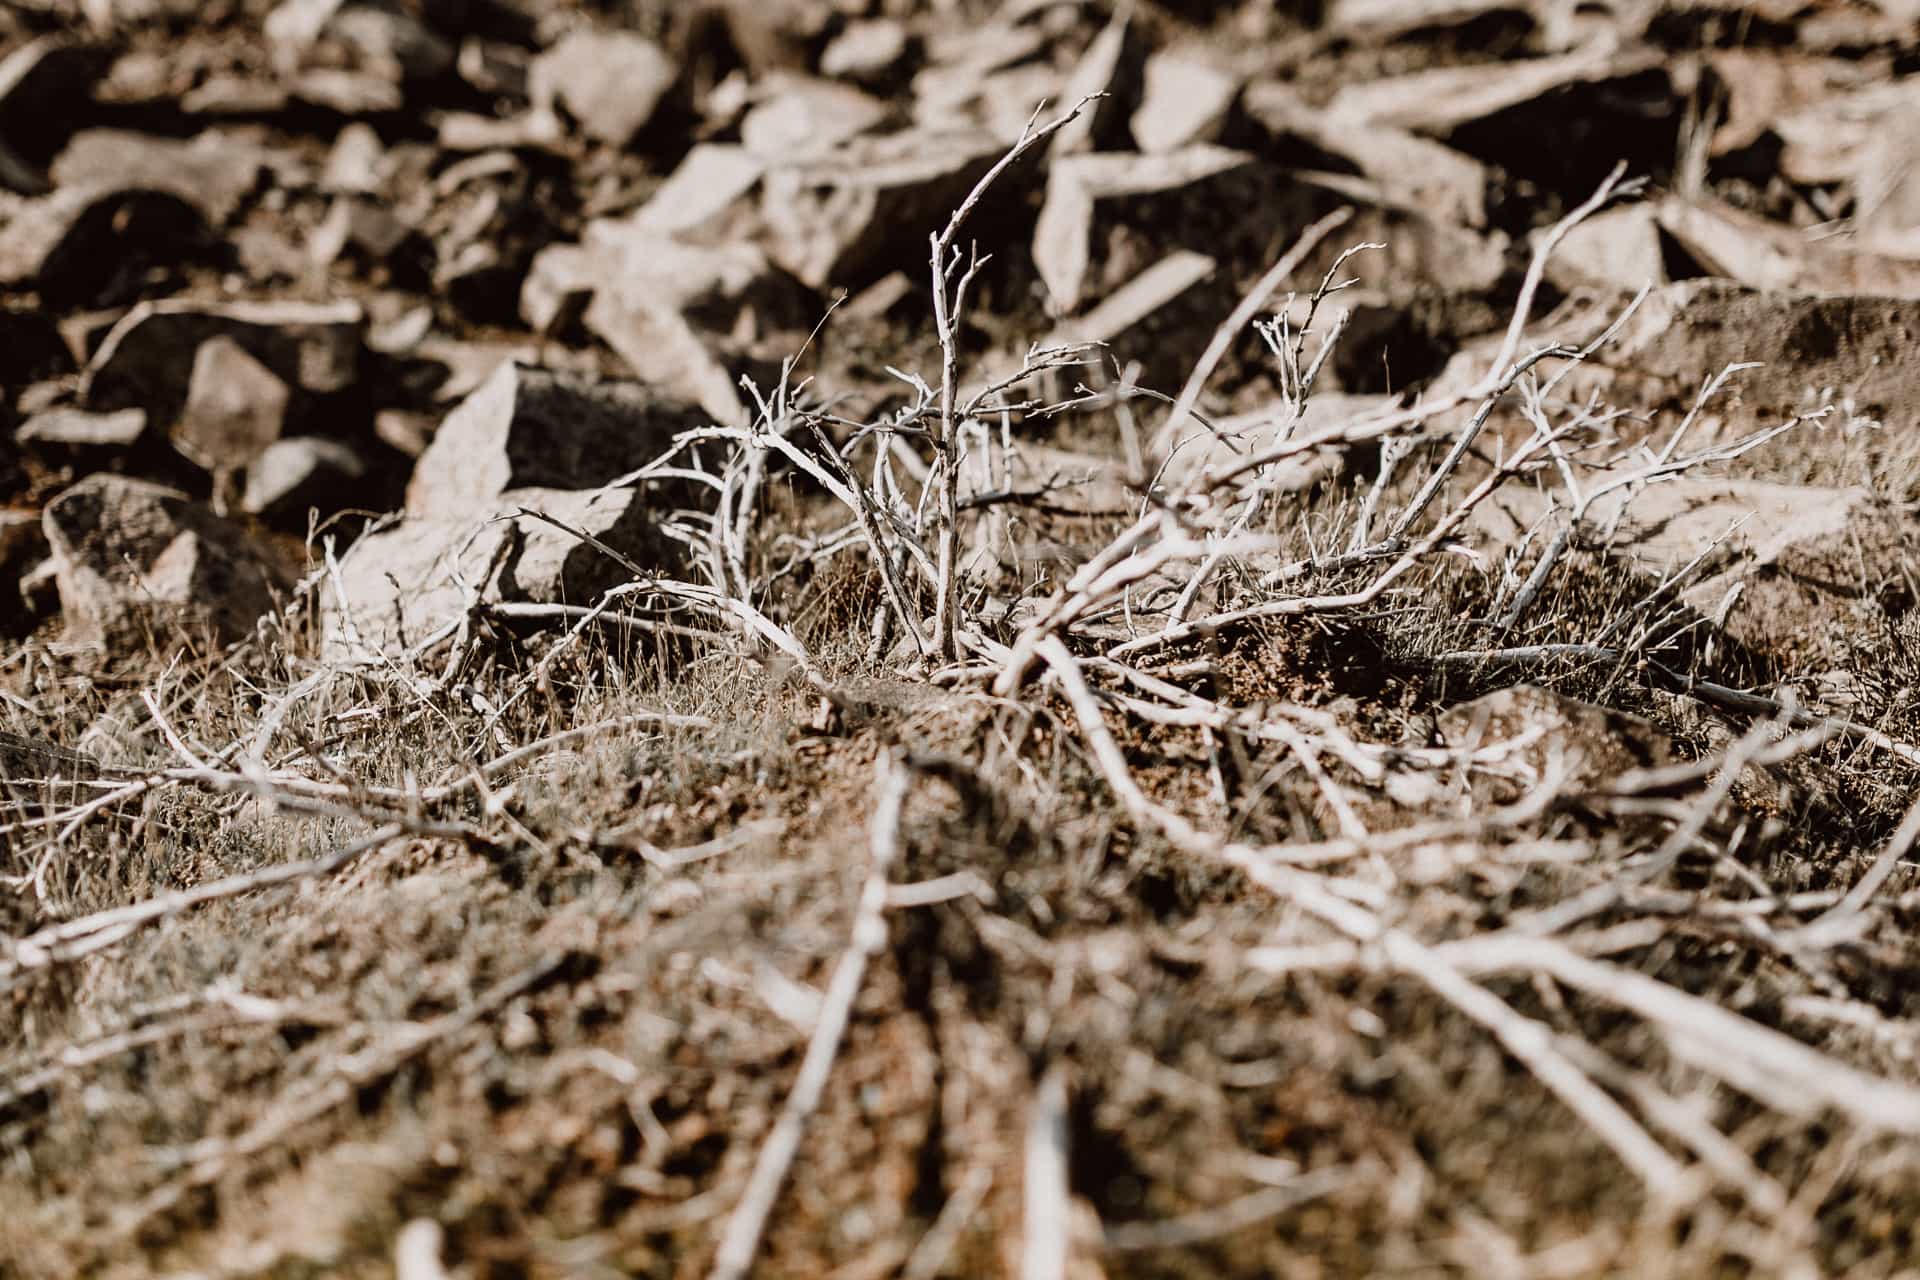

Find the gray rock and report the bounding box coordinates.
[173,336,292,476]
[290,68,405,114]
[321,485,661,660]
[1326,45,1659,134]
[1242,80,1490,228]
[181,75,293,116]
[267,0,452,83]
[16,406,147,449]
[530,30,678,147]
[740,78,888,160]
[1035,147,1328,314]
[325,2,454,82]
[1049,8,1143,159]
[42,474,287,652]
[435,109,566,154]
[522,225,810,422]
[759,126,1004,290]
[405,362,708,517]
[1130,51,1240,153]
[1541,204,1666,293]
[819,20,912,86]
[243,436,367,518]
[309,195,413,265]
[621,143,765,241]
[1652,196,1920,299]
[456,38,530,99]
[50,130,267,226]
[715,0,836,74]
[322,122,385,194]
[82,298,363,429]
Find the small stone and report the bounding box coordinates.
[323,122,385,194]
[530,30,678,147]
[374,408,435,456]
[1033,146,1280,313]
[759,126,1004,290]
[819,19,911,86]
[50,130,267,226]
[83,298,363,430]
[309,195,414,265]
[181,75,292,116]
[16,406,148,449]
[624,143,764,240]
[456,39,530,99]
[1243,80,1490,228]
[435,109,565,154]
[321,485,663,659]
[405,363,709,517]
[1542,204,1667,293]
[174,336,292,477]
[242,436,367,519]
[42,474,287,652]
[1130,51,1239,153]
[740,78,888,160]
[290,68,405,115]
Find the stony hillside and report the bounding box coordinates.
[4,0,1920,1276]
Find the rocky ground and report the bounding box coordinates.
[6,0,1920,1276]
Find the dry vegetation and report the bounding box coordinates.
[7,1,1920,1277]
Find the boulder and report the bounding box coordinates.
[42,474,286,652]
[405,363,708,517]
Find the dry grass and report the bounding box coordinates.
[6,132,1920,1280]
